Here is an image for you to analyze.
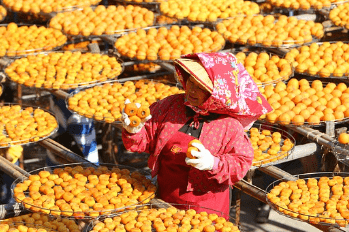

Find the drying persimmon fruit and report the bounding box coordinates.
[186,139,202,159]
[124,103,138,117]
[137,105,150,119]
[90,207,240,232]
[129,115,141,127]
[189,139,202,147]
[186,147,198,159]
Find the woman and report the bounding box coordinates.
[122,52,272,217]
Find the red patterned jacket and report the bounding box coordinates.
[122,94,254,191]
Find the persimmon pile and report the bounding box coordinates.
[235,52,293,86]
[3,213,79,232]
[266,0,334,10]
[0,105,58,147]
[5,51,123,90]
[330,4,349,29]
[216,15,324,48]
[0,23,67,57]
[268,176,349,227]
[90,207,240,232]
[13,165,156,219]
[249,127,294,166]
[284,42,349,77]
[0,223,55,232]
[68,80,184,123]
[2,0,101,14]
[114,25,225,61]
[260,79,349,125]
[160,0,259,22]
[49,5,154,36]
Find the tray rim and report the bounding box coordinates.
[4,50,125,91]
[65,79,183,124]
[11,162,157,220]
[249,122,296,167]
[0,102,59,148]
[265,171,349,228]
[113,24,226,63]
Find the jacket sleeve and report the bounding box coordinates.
[203,121,254,186]
[121,101,162,155]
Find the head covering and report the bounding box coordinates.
[174,58,213,93]
[174,52,272,130]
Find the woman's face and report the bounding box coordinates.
[185,76,211,107]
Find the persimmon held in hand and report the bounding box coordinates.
[137,106,150,119]
[124,103,138,117]
[186,139,202,159]
[129,115,141,127]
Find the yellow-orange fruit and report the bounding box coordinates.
[137,106,150,119]
[186,147,198,159]
[129,115,141,127]
[124,103,138,117]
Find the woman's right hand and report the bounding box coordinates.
[121,99,152,134]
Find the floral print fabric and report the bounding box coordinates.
[122,94,254,189]
[175,52,272,130]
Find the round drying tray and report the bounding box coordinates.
[0,222,58,232]
[0,23,67,58]
[249,122,296,167]
[86,203,242,231]
[11,163,157,220]
[260,79,349,127]
[113,25,226,63]
[0,103,58,148]
[233,51,294,87]
[66,79,184,124]
[48,5,156,39]
[4,51,124,91]
[287,42,349,79]
[266,172,349,228]
[215,15,325,49]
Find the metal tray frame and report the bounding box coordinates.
[215,15,324,49]
[260,79,349,127]
[48,5,156,39]
[249,122,296,167]
[113,25,226,63]
[11,163,157,220]
[290,42,349,79]
[4,51,125,91]
[86,203,241,231]
[0,23,67,59]
[233,51,295,87]
[65,79,183,124]
[266,172,349,228]
[0,103,58,148]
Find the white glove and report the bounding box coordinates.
[185,143,215,171]
[121,99,152,134]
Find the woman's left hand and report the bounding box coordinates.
[185,143,215,171]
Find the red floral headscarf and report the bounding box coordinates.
[174,52,272,130]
